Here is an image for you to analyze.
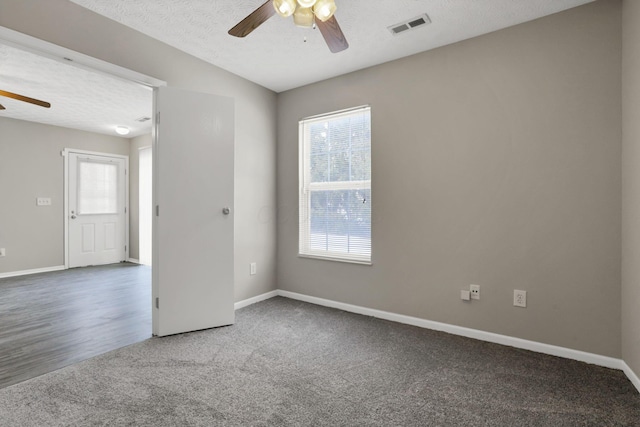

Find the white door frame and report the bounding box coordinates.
[138,145,153,266]
[63,148,130,269]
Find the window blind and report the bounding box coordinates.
[299,106,371,264]
[77,159,119,214]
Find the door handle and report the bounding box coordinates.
[222,207,230,215]
[71,214,77,219]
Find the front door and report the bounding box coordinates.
[67,151,127,268]
[153,86,235,337]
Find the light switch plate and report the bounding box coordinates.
[460,289,471,301]
[37,197,52,206]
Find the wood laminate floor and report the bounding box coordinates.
[0,263,151,389]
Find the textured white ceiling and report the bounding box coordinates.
[0,0,594,137]
[70,0,595,93]
[0,43,152,138]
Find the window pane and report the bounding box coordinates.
[309,189,371,256]
[78,160,118,214]
[309,113,371,183]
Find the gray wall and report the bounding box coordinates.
[277,1,622,357]
[0,0,278,301]
[0,117,130,273]
[128,133,152,261]
[622,0,640,381]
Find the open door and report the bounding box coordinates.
[153,86,235,337]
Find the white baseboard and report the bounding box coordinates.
[622,362,640,394]
[276,290,624,371]
[0,265,66,279]
[127,258,140,264]
[235,290,279,310]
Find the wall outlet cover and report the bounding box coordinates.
[460,289,471,301]
[470,284,480,300]
[514,290,527,307]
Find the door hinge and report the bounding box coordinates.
[156,205,160,216]
[125,207,127,214]
[125,245,127,252]
[156,111,160,124]
[155,297,159,309]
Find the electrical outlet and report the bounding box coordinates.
[470,284,480,300]
[0,248,5,257]
[514,290,527,307]
[250,262,257,276]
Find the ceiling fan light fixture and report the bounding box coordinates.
[293,6,314,28]
[115,125,130,136]
[273,0,296,18]
[297,0,317,8]
[313,0,336,22]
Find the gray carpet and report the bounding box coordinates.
[0,297,638,426]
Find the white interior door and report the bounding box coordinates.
[153,86,235,337]
[67,151,127,268]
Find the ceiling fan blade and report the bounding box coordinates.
[229,1,275,38]
[316,16,349,53]
[0,89,51,108]
[0,104,5,110]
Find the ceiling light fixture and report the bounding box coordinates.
[273,0,296,17]
[115,125,130,136]
[293,6,314,28]
[229,0,348,54]
[273,0,337,25]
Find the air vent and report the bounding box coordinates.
[388,13,431,36]
[136,116,151,122]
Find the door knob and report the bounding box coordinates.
[222,207,230,215]
[71,214,77,219]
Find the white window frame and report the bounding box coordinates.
[298,105,372,265]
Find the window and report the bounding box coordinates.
[299,106,371,264]
[77,159,119,214]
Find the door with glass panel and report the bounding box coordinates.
[67,151,127,268]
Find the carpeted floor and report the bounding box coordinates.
[0,296,638,426]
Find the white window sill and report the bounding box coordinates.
[298,253,372,266]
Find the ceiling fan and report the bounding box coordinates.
[229,0,349,53]
[0,89,51,111]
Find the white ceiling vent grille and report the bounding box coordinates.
[388,14,431,36]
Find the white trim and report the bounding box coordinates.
[0,265,66,279]
[276,290,624,370]
[301,105,371,122]
[127,258,141,264]
[622,361,640,394]
[234,290,279,310]
[298,253,372,265]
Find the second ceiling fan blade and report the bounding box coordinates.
[229,1,276,38]
[316,16,349,53]
[0,89,51,108]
